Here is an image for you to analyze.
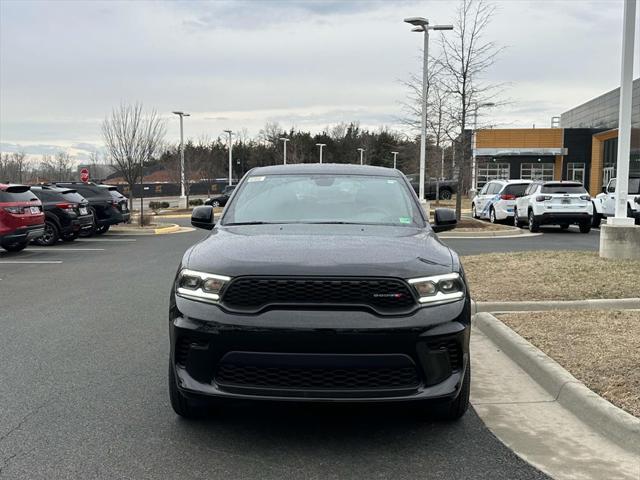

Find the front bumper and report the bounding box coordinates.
[534,212,592,225]
[0,224,45,245]
[170,296,471,403]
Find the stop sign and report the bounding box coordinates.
[80,168,90,183]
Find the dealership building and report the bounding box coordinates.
[475,77,640,195]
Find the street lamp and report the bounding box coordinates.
[404,17,453,203]
[316,143,326,164]
[391,151,399,169]
[471,102,496,194]
[223,129,233,186]
[279,137,289,164]
[172,111,190,208]
[357,148,365,165]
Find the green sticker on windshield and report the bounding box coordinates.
[399,217,412,224]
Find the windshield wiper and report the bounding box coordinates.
[223,221,280,226]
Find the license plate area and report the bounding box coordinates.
[80,207,88,215]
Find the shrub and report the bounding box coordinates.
[149,201,170,210]
[189,199,203,206]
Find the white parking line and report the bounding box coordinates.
[0,260,63,264]
[76,238,137,242]
[28,248,105,251]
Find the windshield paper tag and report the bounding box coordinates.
[399,217,411,224]
[248,176,265,182]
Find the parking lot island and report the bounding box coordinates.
[599,224,640,259]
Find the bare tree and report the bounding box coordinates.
[440,0,504,219]
[102,103,166,212]
[55,152,73,182]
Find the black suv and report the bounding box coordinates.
[98,184,130,214]
[30,186,94,244]
[204,185,235,208]
[170,164,470,420]
[55,182,130,235]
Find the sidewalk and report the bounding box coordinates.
[471,325,640,480]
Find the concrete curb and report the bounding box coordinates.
[474,311,640,455]
[474,298,640,313]
[109,223,180,235]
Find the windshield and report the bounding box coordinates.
[629,178,640,194]
[541,184,586,194]
[222,174,424,227]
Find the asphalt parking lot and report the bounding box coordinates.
[0,219,560,479]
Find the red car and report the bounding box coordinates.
[0,184,45,252]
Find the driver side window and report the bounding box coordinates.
[607,179,616,193]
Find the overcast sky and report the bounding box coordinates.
[1,0,638,162]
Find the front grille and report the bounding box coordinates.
[175,336,207,367]
[215,364,420,390]
[221,277,416,314]
[426,338,463,371]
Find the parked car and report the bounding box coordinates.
[514,181,593,233]
[592,177,640,226]
[170,164,470,421]
[0,184,45,252]
[406,174,457,200]
[471,180,532,224]
[55,182,130,235]
[30,186,94,245]
[98,184,130,217]
[204,185,236,207]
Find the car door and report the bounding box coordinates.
[603,179,616,216]
[516,183,534,217]
[479,182,500,218]
[475,182,492,217]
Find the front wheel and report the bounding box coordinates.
[579,223,591,234]
[514,208,524,228]
[439,189,452,200]
[489,208,497,224]
[61,232,78,242]
[34,220,59,246]
[2,241,28,252]
[471,204,479,219]
[440,361,471,421]
[528,211,540,233]
[95,224,110,235]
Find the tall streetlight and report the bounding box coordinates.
[316,143,326,163]
[357,148,365,165]
[391,151,399,169]
[471,102,496,194]
[279,137,289,164]
[223,129,233,185]
[172,111,190,208]
[404,17,453,203]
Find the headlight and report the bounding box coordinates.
[176,268,231,303]
[408,273,465,305]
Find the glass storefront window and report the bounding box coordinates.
[521,163,554,181]
[567,163,585,184]
[477,162,510,188]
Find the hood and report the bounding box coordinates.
[185,224,454,279]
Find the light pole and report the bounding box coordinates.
[404,17,453,203]
[172,111,190,208]
[223,130,233,186]
[316,143,326,164]
[357,148,365,165]
[391,151,399,169]
[279,137,289,164]
[612,0,636,225]
[471,102,496,194]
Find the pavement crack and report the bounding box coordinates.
[0,403,47,445]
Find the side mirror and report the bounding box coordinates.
[602,186,607,194]
[191,205,215,230]
[431,208,457,233]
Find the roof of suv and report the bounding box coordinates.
[248,163,401,177]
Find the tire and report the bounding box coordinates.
[528,210,540,233]
[579,223,591,234]
[591,213,602,228]
[439,361,471,421]
[35,220,59,246]
[211,200,221,208]
[95,224,110,235]
[439,189,452,200]
[471,203,479,219]
[61,232,78,242]
[2,241,28,252]
[559,224,569,230]
[489,208,497,224]
[168,363,207,419]
[514,208,524,228]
